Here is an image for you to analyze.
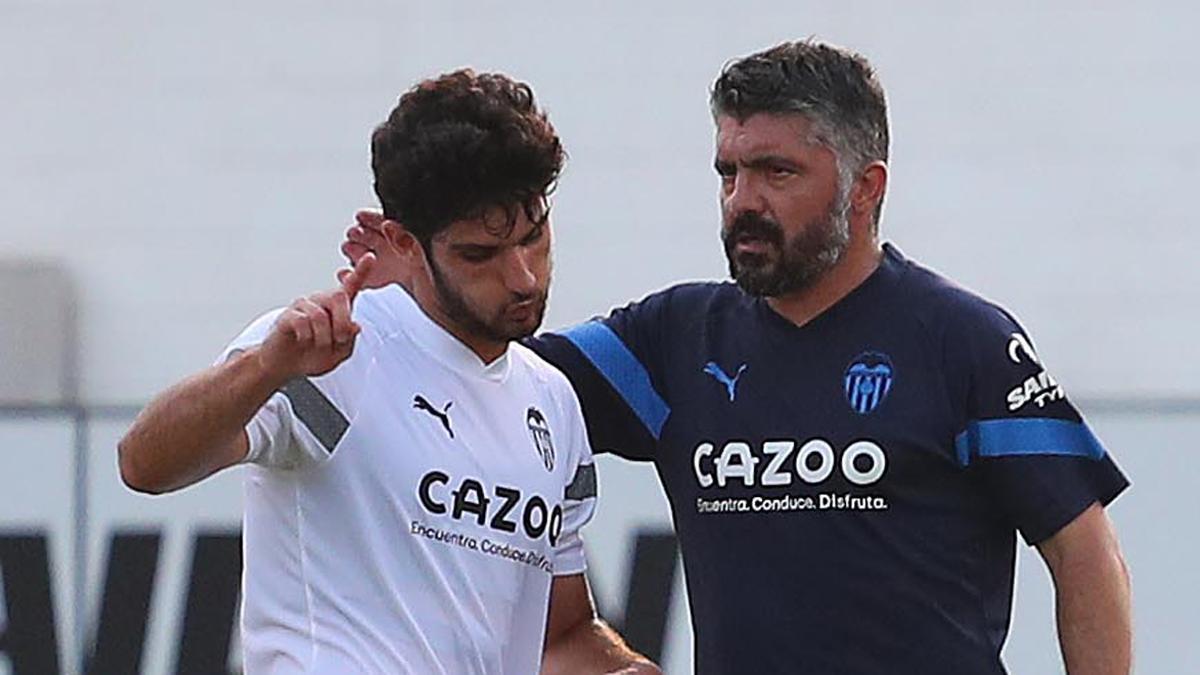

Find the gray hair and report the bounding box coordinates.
[711,40,889,226]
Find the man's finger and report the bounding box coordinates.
[298,298,333,351]
[328,290,355,345]
[341,240,369,265]
[348,224,386,248]
[355,209,386,232]
[336,267,353,286]
[341,252,376,301]
[287,312,312,344]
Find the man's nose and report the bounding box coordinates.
[725,172,765,217]
[503,247,538,295]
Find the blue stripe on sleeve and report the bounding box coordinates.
[559,321,670,439]
[954,418,1107,467]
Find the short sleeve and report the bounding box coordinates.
[948,302,1129,544]
[216,308,378,470]
[551,384,599,576]
[524,291,674,461]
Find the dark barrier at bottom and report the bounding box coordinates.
[0,528,680,673]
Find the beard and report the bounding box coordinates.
[427,256,549,344]
[721,190,851,297]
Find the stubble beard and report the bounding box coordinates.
[427,257,549,345]
[722,189,851,297]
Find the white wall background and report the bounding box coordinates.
[2,0,1197,403]
[3,1,1198,674]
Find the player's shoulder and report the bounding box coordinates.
[237,306,287,342]
[653,279,742,300]
[638,280,745,310]
[511,341,577,398]
[510,343,591,447]
[609,280,750,330]
[219,307,286,362]
[543,281,744,351]
[350,285,403,330]
[886,244,1022,338]
[348,285,417,346]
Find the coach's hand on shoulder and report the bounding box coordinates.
[339,209,407,289]
[258,252,375,381]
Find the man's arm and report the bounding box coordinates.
[541,573,661,675]
[118,348,284,493]
[118,255,374,494]
[1035,503,1132,675]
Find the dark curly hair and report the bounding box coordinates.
[711,40,889,224]
[371,69,565,244]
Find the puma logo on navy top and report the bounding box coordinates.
[413,395,454,438]
[703,361,747,402]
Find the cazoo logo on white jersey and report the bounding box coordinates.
[417,470,564,545]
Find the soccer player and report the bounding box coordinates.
[119,70,657,675]
[344,43,1133,673]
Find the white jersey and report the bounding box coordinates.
[220,286,598,674]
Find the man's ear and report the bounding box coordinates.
[851,161,888,218]
[384,220,433,283]
[383,220,417,256]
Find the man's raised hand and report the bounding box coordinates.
[259,252,376,381]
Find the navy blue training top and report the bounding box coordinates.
[526,243,1127,675]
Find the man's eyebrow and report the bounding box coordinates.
[740,155,802,170]
[449,242,500,253]
[715,155,802,172]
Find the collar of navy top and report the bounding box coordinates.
[368,285,513,383]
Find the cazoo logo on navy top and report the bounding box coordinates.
[691,438,890,515]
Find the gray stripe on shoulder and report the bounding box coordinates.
[565,463,597,501]
[279,377,349,454]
